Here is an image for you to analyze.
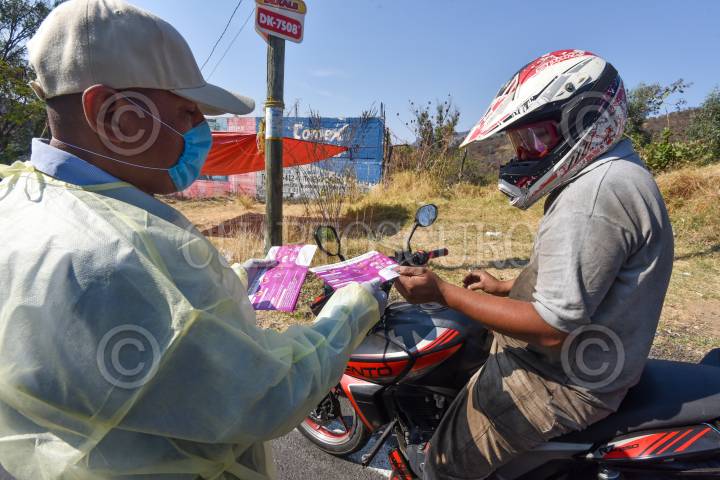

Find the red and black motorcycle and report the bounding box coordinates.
[299,204,720,479]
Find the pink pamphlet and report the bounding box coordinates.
[310,251,399,290]
[247,244,317,311]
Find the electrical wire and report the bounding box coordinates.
[207,6,255,80]
[200,0,244,71]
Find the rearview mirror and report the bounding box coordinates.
[415,204,438,228]
[404,204,439,252]
[314,225,342,259]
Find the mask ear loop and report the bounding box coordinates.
[122,95,184,137]
[49,140,173,171]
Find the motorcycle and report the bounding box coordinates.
[298,204,720,479]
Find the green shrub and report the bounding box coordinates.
[688,88,720,161]
[639,128,710,173]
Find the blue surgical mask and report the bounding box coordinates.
[167,121,212,191]
[54,94,213,192]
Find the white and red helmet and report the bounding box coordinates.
[461,49,628,209]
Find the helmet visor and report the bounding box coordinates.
[507,120,561,160]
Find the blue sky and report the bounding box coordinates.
[132,0,720,142]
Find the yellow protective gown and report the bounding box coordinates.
[0,162,381,480]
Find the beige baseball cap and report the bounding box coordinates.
[27,0,254,115]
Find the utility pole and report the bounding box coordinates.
[255,0,305,252]
[264,34,284,252]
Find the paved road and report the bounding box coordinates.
[273,429,393,479]
[0,430,393,479]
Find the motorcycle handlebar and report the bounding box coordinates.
[426,248,449,259]
[396,247,449,267]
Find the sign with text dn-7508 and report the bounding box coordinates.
[255,0,306,43]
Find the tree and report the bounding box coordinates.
[625,79,691,145]
[0,0,53,164]
[688,88,720,161]
[396,95,460,174]
[409,95,460,153]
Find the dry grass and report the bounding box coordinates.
[651,163,720,360]
[168,164,720,360]
[235,193,256,210]
[657,163,720,253]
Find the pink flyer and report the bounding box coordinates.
[247,244,317,312]
[310,251,399,290]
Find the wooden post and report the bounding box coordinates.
[458,148,468,183]
[264,35,285,253]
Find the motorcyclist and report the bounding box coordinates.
[0,1,385,478]
[394,50,674,479]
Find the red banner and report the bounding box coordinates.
[201,132,347,176]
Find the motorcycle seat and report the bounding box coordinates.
[556,357,720,444]
[700,347,720,367]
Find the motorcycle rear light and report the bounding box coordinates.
[388,448,414,480]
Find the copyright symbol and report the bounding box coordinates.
[557,78,627,148]
[180,224,215,270]
[561,325,625,390]
[96,324,161,389]
[96,91,162,157]
[558,90,613,144]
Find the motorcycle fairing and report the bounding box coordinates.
[494,425,720,479]
[596,423,720,462]
[344,302,472,385]
[337,374,385,431]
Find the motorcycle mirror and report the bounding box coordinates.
[314,225,342,259]
[404,204,439,252]
[415,204,438,228]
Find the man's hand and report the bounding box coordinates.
[395,267,566,348]
[463,270,514,296]
[394,266,449,305]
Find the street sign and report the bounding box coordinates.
[255,0,306,43]
[256,0,306,15]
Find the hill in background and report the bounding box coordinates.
[453,108,699,175]
[643,108,698,141]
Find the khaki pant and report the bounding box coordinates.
[423,339,615,480]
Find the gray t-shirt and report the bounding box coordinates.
[503,139,674,403]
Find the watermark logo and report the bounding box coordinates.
[560,324,625,390]
[96,91,162,157]
[97,324,161,389]
[181,223,217,269]
[557,80,625,149]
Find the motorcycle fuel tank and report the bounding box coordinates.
[345,302,490,386]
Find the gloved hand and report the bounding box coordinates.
[241,258,278,286]
[360,279,388,313]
